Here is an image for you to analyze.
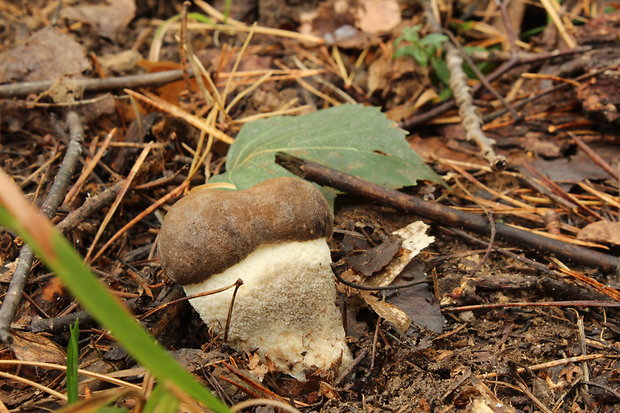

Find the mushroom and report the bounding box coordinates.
[157,177,352,380]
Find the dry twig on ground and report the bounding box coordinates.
[0,112,84,342]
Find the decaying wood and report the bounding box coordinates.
[275,153,620,272]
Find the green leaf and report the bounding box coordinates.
[394,44,419,58]
[463,46,488,55]
[0,207,231,413]
[430,56,451,86]
[211,105,441,191]
[437,88,453,101]
[398,25,422,42]
[411,47,429,66]
[67,319,80,404]
[143,384,180,413]
[520,25,546,40]
[419,33,448,48]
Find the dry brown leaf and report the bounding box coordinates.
[348,237,401,276]
[360,291,410,333]
[9,331,66,364]
[367,43,427,108]
[299,0,374,48]
[0,260,18,284]
[577,75,620,123]
[365,221,435,288]
[577,220,620,245]
[247,353,261,370]
[99,50,142,74]
[0,27,90,83]
[355,0,401,33]
[61,0,137,39]
[319,381,340,400]
[40,277,65,302]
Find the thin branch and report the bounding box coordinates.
[0,69,188,98]
[334,268,429,291]
[0,112,84,343]
[483,65,606,123]
[446,44,505,169]
[334,347,368,386]
[496,0,519,55]
[568,132,619,181]
[398,47,591,129]
[223,279,244,343]
[445,300,620,312]
[274,152,620,272]
[57,182,124,233]
[443,29,519,121]
[425,4,505,169]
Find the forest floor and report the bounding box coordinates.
[1,0,620,412]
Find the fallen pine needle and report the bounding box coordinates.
[91,181,189,263]
[124,89,234,145]
[231,398,302,413]
[0,360,143,391]
[86,143,153,263]
[0,370,67,401]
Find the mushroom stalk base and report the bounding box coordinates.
[184,239,352,380]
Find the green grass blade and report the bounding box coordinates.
[143,384,179,413]
[66,319,80,404]
[0,206,231,413]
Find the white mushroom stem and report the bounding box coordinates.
[183,238,352,380]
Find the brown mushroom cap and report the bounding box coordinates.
[158,177,333,285]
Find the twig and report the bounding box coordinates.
[223,279,243,343]
[274,153,620,271]
[0,69,188,98]
[85,143,153,262]
[483,66,606,123]
[0,360,142,390]
[179,2,194,101]
[496,0,518,54]
[568,132,619,181]
[579,381,620,401]
[398,47,591,129]
[445,300,620,311]
[30,310,92,333]
[424,5,505,169]
[334,347,369,386]
[468,211,496,277]
[139,280,241,320]
[446,46,505,169]
[56,181,124,233]
[516,381,553,413]
[478,354,616,379]
[520,163,602,220]
[576,311,590,394]
[334,269,429,291]
[539,0,577,48]
[443,29,519,121]
[0,371,67,401]
[0,112,84,343]
[230,399,302,413]
[370,318,381,371]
